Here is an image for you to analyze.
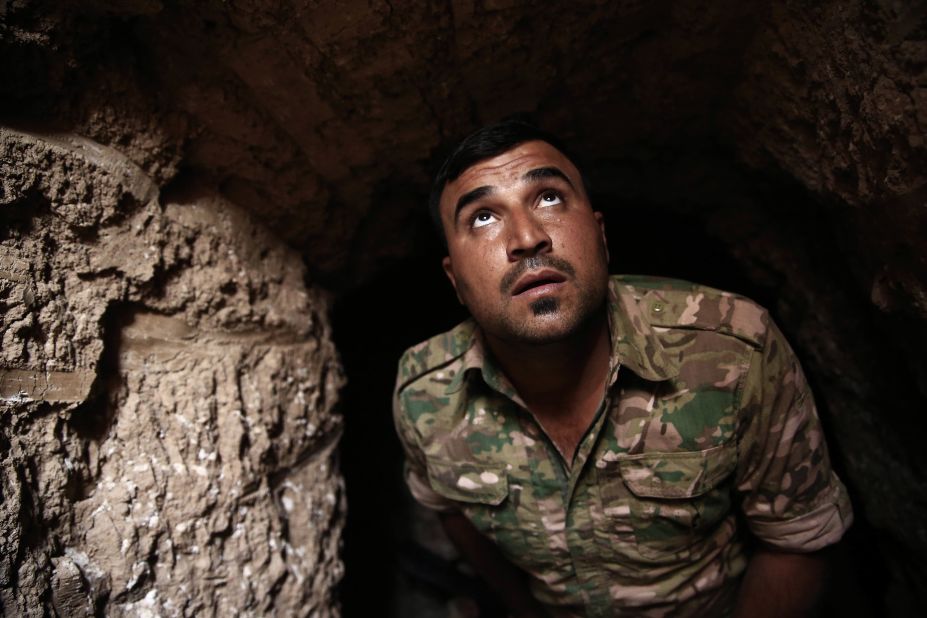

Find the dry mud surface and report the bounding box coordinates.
[1,0,926,615]
[1,128,344,616]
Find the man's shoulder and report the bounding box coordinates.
[611,274,772,348]
[395,318,476,398]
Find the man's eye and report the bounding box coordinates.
[539,191,563,207]
[472,211,498,228]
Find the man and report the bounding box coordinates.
[393,120,852,617]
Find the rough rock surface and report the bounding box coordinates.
[728,4,927,610]
[1,0,926,616]
[0,128,345,616]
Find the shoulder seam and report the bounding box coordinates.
[620,279,769,348]
[395,320,475,395]
[396,349,469,395]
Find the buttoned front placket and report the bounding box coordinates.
[560,359,624,617]
[450,280,683,615]
[477,344,625,615]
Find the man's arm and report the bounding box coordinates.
[733,317,851,616]
[439,511,549,618]
[733,547,829,618]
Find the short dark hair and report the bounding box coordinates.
[428,119,588,247]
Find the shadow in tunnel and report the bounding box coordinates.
[333,225,466,617]
[333,170,887,616]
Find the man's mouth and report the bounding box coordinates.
[511,269,568,296]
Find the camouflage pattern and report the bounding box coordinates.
[394,275,853,617]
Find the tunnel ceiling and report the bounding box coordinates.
[1,1,746,282]
[5,0,922,292]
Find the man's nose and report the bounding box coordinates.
[506,210,552,260]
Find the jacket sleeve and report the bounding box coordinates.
[393,366,458,513]
[735,318,853,551]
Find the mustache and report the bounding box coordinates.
[499,255,576,295]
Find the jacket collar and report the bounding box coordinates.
[444,276,680,396]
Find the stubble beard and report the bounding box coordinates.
[462,243,610,346]
[529,297,559,316]
[493,278,607,345]
[498,246,610,345]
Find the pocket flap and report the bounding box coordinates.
[426,459,509,505]
[619,443,736,499]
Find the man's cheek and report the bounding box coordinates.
[454,272,477,307]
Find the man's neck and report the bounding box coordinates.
[484,309,611,415]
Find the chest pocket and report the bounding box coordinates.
[597,443,736,562]
[425,459,523,543]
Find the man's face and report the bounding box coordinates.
[440,140,610,345]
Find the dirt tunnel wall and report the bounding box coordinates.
[2,1,927,616]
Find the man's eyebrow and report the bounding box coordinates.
[454,185,495,222]
[522,166,574,187]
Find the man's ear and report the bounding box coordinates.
[594,211,610,265]
[442,255,464,305]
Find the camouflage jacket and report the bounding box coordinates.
[393,275,853,617]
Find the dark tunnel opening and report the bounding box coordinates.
[331,144,890,617]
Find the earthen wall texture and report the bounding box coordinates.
[2,0,926,616]
[1,128,345,616]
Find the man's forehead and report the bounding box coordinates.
[454,141,574,186]
[441,140,579,211]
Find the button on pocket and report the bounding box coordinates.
[425,459,517,544]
